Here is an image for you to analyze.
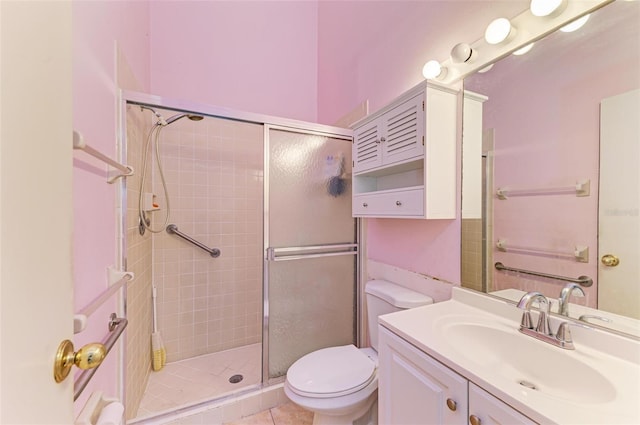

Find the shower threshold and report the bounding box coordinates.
[133,343,261,421]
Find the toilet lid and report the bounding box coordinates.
[286,345,375,398]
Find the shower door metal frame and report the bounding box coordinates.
[262,124,360,385]
[117,91,359,406]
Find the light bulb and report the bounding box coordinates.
[530,0,565,17]
[422,60,446,79]
[451,43,474,63]
[560,14,590,32]
[485,18,515,45]
[513,43,534,56]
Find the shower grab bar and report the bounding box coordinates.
[73,130,134,183]
[266,243,357,262]
[74,314,128,401]
[494,262,593,287]
[74,268,134,334]
[166,224,221,258]
[496,180,590,199]
[496,239,589,263]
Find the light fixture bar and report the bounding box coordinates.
[435,0,612,84]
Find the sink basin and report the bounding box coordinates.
[441,320,617,404]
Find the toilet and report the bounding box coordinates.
[284,279,434,425]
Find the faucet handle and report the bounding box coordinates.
[555,322,575,349]
[535,310,552,336]
[520,311,533,330]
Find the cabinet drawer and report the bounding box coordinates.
[353,188,424,217]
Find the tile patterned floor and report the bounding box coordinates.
[224,402,313,425]
[136,343,262,419]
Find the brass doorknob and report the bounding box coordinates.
[54,339,106,383]
[601,254,620,267]
[469,415,482,425]
[446,398,457,411]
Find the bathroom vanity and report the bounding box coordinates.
[377,288,640,424]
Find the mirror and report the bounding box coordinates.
[461,0,640,337]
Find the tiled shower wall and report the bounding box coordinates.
[461,219,483,292]
[151,114,264,362]
[125,105,154,419]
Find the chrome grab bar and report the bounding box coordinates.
[74,314,128,400]
[166,224,221,258]
[267,243,357,262]
[495,262,593,287]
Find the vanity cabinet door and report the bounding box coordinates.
[468,383,538,425]
[378,326,467,425]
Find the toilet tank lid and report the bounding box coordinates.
[365,279,434,308]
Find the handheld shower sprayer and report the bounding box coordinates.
[138,106,204,235]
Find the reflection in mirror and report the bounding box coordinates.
[461,0,639,338]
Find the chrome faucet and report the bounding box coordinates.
[516,291,575,349]
[516,291,552,335]
[558,283,585,316]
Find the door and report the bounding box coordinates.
[598,89,640,319]
[265,127,357,380]
[378,327,467,425]
[0,1,74,423]
[469,383,537,425]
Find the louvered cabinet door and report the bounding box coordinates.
[381,94,425,166]
[353,119,383,173]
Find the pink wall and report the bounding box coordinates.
[317,1,528,282]
[150,1,318,122]
[72,0,150,410]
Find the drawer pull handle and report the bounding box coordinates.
[446,398,457,411]
[469,415,482,425]
[363,203,368,207]
[396,201,402,206]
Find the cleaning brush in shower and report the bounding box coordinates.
[151,285,166,371]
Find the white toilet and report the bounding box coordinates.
[284,279,434,425]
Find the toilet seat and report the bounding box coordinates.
[286,345,376,399]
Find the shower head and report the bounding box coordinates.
[164,113,205,125]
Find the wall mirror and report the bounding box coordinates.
[461,0,639,338]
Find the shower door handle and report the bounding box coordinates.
[266,244,357,262]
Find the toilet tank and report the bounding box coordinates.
[365,280,434,351]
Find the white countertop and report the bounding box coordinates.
[378,287,640,424]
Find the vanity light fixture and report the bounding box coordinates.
[450,43,475,63]
[484,18,516,45]
[513,43,534,56]
[560,14,590,32]
[422,60,447,80]
[530,0,566,17]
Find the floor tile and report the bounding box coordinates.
[270,402,313,425]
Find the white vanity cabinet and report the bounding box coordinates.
[468,383,537,425]
[378,326,537,425]
[351,82,458,219]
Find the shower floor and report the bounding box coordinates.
[135,343,262,419]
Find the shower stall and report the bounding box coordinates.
[120,94,358,422]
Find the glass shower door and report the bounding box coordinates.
[265,127,357,380]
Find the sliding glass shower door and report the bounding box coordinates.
[265,127,357,380]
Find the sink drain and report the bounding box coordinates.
[518,380,538,390]
[229,374,244,384]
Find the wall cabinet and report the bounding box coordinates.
[378,326,537,425]
[351,82,458,219]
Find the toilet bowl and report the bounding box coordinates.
[284,280,433,425]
